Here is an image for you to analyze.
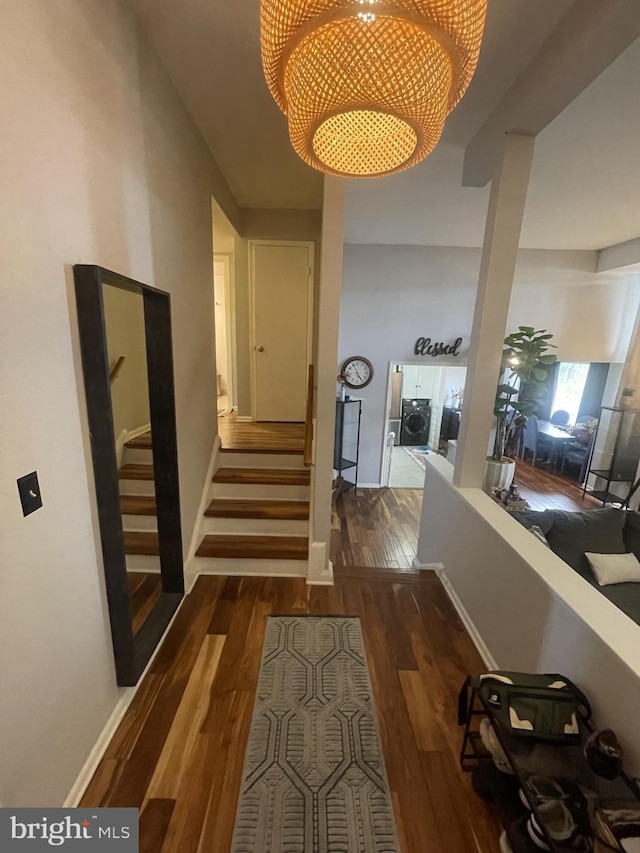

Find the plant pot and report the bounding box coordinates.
[483,457,516,495]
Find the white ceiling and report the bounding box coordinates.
[346,35,640,250]
[131,0,640,251]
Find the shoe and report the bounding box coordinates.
[527,799,578,849]
[585,729,624,780]
[479,718,513,775]
[525,776,569,803]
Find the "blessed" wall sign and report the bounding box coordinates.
[414,336,463,357]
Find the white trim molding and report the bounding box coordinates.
[184,435,221,585]
[436,568,498,669]
[307,541,334,585]
[235,415,254,423]
[412,558,443,571]
[115,422,151,467]
[64,593,186,807]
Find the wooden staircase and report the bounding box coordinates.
[196,444,311,575]
[118,433,160,570]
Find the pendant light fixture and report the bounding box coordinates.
[260,0,487,178]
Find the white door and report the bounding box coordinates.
[251,242,312,422]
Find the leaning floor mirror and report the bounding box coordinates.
[74,265,184,686]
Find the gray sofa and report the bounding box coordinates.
[515,507,640,625]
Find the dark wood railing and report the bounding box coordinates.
[304,364,315,467]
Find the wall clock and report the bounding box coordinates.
[341,356,373,390]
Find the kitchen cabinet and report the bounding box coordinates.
[401,365,437,400]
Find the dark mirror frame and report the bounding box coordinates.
[74,265,184,686]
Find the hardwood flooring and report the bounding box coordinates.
[196,534,308,560]
[514,458,600,512]
[80,569,502,852]
[128,573,162,637]
[218,411,304,452]
[331,488,424,569]
[213,467,310,485]
[205,499,310,520]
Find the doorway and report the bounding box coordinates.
[382,362,467,488]
[250,241,314,422]
[214,254,235,414]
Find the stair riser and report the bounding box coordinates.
[194,557,308,577]
[125,554,161,572]
[210,483,309,500]
[218,451,305,469]
[119,480,155,496]
[203,517,308,536]
[123,447,154,466]
[122,515,158,532]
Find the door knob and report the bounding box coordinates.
[257,346,264,352]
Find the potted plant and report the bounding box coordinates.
[484,326,558,494]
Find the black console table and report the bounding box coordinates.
[461,682,640,852]
[334,398,362,493]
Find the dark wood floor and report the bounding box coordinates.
[81,569,502,852]
[331,488,423,569]
[514,458,600,512]
[128,573,162,637]
[217,411,305,452]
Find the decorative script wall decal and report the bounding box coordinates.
[414,336,463,357]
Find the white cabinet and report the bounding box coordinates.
[401,365,439,400]
[401,366,421,399]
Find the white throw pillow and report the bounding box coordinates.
[585,552,640,586]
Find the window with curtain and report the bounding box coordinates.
[551,363,590,425]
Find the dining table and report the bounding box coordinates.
[536,420,573,470]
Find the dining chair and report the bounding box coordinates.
[521,416,552,466]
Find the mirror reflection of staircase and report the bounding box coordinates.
[196,415,310,573]
[118,430,162,631]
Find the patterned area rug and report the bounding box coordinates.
[231,616,400,853]
[402,445,432,470]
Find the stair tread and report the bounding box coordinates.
[196,534,308,560]
[125,432,153,449]
[124,531,159,555]
[220,446,303,456]
[213,467,310,485]
[119,463,155,480]
[121,495,157,515]
[205,499,310,520]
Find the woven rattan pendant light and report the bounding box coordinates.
[261,0,487,177]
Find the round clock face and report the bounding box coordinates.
[342,356,373,389]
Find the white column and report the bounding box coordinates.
[308,176,345,584]
[454,133,536,488]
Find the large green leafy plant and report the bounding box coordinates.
[492,326,558,462]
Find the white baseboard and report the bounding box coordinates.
[356,482,382,489]
[307,542,334,585]
[412,557,443,571]
[64,591,187,807]
[436,569,497,669]
[235,415,254,423]
[184,436,220,580]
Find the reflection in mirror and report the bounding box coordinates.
[74,265,184,686]
[103,285,162,639]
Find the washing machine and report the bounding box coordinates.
[400,398,431,446]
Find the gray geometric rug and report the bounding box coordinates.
[231,616,401,853]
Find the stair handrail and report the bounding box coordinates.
[304,363,315,467]
[109,355,126,385]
